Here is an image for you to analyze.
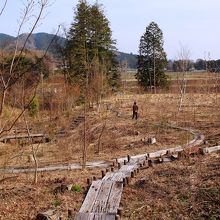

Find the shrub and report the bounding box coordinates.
[71,184,82,192]
[28,96,39,117]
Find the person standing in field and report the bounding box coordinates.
[132,102,138,120]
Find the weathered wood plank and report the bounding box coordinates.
[76,127,205,219]
[79,180,102,213]
[0,133,47,143]
[203,146,220,154]
[76,213,115,220]
[118,165,135,177]
[92,181,114,213]
[111,172,125,182]
[106,181,123,214]
[102,172,115,181]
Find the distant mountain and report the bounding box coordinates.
[0,32,65,53]
[0,33,15,48]
[0,32,137,68]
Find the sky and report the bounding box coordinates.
[1,0,220,60]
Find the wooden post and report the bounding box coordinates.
[198,147,205,155]
[131,171,134,178]
[126,177,130,185]
[93,176,97,181]
[118,163,121,169]
[127,155,131,162]
[112,161,115,167]
[166,150,171,155]
[117,208,123,216]
[124,160,127,165]
[106,168,109,173]
[148,159,153,167]
[101,170,105,178]
[116,215,120,220]
[87,178,91,185]
[111,167,114,172]
[68,210,73,219]
[123,178,126,187]
[178,151,184,159]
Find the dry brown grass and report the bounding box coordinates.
[0,72,220,219]
[0,168,102,220]
[122,153,220,220]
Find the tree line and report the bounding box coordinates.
[3,0,219,108]
[167,59,220,72]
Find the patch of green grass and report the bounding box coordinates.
[53,200,62,207]
[71,184,82,192]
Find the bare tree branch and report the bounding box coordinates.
[0,86,38,136]
[0,0,7,16]
[7,0,50,86]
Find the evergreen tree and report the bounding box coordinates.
[66,0,90,84]
[136,22,168,90]
[66,0,120,97]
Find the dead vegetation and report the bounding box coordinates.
[122,153,220,220]
[0,168,102,220]
[0,72,220,219]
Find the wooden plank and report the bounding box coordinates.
[0,133,45,142]
[118,165,135,177]
[92,181,114,213]
[111,172,125,182]
[204,146,220,154]
[79,180,102,213]
[102,172,115,181]
[106,181,123,214]
[75,213,91,220]
[91,213,115,220]
[76,212,115,220]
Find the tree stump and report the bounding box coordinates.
[36,209,61,220]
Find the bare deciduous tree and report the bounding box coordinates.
[0,0,59,184]
[0,0,7,16]
[177,44,191,113]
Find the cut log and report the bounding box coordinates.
[36,209,60,220]
[203,146,220,154]
[147,137,156,144]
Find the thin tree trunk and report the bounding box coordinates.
[0,89,6,116]
[97,110,107,154]
[82,101,87,169]
[149,71,152,93]
[153,48,156,94]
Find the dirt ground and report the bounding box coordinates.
[0,168,102,220]
[122,153,220,220]
[0,72,220,219]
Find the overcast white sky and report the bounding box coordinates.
[1,0,220,60]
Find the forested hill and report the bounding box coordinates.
[115,51,138,69]
[0,32,138,69]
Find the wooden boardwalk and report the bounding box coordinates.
[75,128,205,220]
[75,156,146,220]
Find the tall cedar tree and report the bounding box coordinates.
[66,0,120,95]
[136,22,168,89]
